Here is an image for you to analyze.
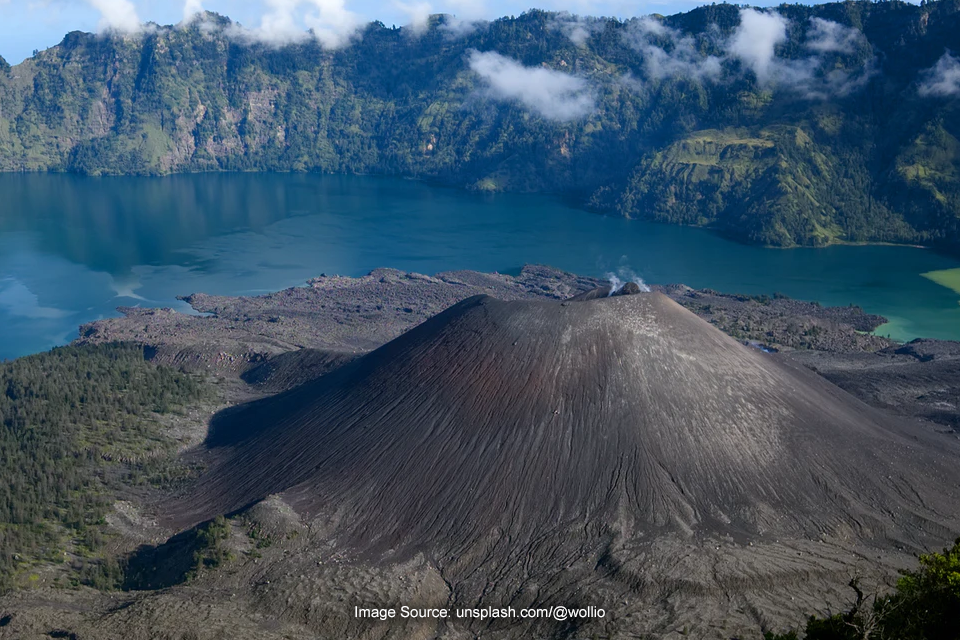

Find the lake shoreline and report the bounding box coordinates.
[2,172,959,360]
[71,264,897,366]
[68,264,960,435]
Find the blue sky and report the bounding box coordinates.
[0,0,722,64]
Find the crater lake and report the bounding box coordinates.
[1,172,959,360]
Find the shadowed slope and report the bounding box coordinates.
[172,292,960,556]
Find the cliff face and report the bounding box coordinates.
[1,2,959,251]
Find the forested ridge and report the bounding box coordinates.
[1,1,959,251]
[0,344,206,592]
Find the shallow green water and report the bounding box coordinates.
[1,172,958,360]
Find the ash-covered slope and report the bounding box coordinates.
[175,291,960,555]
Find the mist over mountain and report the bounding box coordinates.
[1,1,959,251]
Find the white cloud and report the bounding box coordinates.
[436,0,489,38]
[225,0,362,48]
[918,52,960,97]
[621,10,872,99]
[86,0,140,33]
[565,23,590,46]
[625,16,721,81]
[820,58,877,97]
[182,0,204,24]
[633,15,665,38]
[618,71,644,93]
[226,0,305,45]
[468,50,595,121]
[373,0,490,36]
[394,0,433,32]
[439,16,486,38]
[304,0,361,47]
[551,13,602,47]
[728,8,787,84]
[727,10,873,97]
[806,17,862,54]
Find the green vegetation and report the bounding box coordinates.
[922,267,960,295]
[765,539,960,640]
[121,514,235,591]
[247,523,275,550]
[0,2,959,252]
[187,515,233,581]
[615,125,888,248]
[0,343,206,592]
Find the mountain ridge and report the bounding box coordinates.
[1,1,959,252]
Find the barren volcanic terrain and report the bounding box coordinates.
[179,291,959,549]
[2,266,959,640]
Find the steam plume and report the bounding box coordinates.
[605,267,651,295]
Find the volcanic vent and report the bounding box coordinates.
[175,291,960,555]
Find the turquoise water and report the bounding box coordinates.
[1,172,958,360]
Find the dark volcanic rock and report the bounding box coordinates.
[663,287,894,353]
[887,338,960,362]
[616,281,644,296]
[176,292,959,560]
[74,266,605,373]
[11,273,960,640]
[568,281,645,301]
[787,343,960,432]
[240,348,359,393]
[75,265,893,375]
